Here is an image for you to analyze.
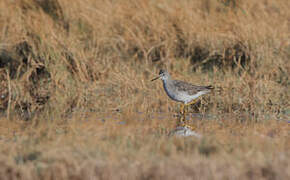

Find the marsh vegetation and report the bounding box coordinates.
[0,0,289,179]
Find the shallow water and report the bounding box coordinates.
[68,108,290,126]
[0,109,289,125]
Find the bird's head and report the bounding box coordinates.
[151,69,170,81]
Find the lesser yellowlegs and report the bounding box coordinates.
[151,69,214,129]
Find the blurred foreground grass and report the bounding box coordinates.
[0,113,289,179]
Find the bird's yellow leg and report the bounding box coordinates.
[180,104,185,115]
[177,103,195,131]
[182,104,186,123]
[187,98,198,106]
[176,103,185,126]
[180,101,197,130]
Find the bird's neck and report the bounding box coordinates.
[161,76,171,84]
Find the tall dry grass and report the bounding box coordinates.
[0,0,289,179]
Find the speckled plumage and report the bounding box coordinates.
[152,70,213,104]
[172,80,214,96]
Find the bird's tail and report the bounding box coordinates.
[206,85,224,94]
[206,85,214,90]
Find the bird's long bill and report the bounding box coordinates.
[151,76,160,81]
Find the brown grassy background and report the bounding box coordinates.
[0,0,289,179]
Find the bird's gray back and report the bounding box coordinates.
[172,80,213,95]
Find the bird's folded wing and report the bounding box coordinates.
[173,80,213,95]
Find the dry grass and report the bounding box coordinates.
[0,0,289,179]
